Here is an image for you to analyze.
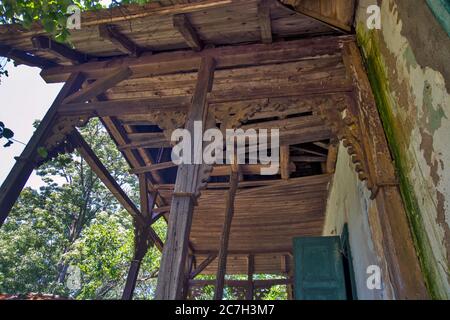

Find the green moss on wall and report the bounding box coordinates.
[356,24,443,299]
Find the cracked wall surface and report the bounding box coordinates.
[355,0,450,298]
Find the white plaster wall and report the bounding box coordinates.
[323,143,394,299]
[355,0,450,298]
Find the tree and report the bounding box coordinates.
[0,119,148,298]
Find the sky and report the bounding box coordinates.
[0,63,63,188]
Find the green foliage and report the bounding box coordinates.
[0,121,14,147]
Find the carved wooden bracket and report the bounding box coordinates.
[214,100,268,132]
[37,115,90,164]
[317,94,378,197]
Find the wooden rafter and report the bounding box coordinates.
[98,24,143,57]
[258,0,273,44]
[0,44,58,68]
[31,35,88,64]
[173,14,203,51]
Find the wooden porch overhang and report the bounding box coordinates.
[0,0,428,300]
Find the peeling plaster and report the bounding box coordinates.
[356,0,450,298]
[323,143,394,300]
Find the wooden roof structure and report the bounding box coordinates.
[0,0,428,300]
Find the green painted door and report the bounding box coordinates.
[293,236,347,300]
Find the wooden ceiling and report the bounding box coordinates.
[0,0,357,275]
[0,0,342,67]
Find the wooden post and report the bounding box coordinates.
[155,56,216,300]
[122,174,156,300]
[214,167,239,300]
[0,73,85,226]
[246,255,255,300]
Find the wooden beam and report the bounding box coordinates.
[68,130,164,252]
[258,0,273,44]
[58,96,190,117]
[31,35,88,64]
[155,56,216,300]
[0,72,85,226]
[62,67,132,104]
[41,35,354,83]
[190,254,217,279]
[99,24,143,57]
[214,168,239,300]
[173,14,203,51]
[0,44,58,68]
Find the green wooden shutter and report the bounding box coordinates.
[293,236,347,300]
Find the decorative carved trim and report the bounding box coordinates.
[146,111,187,142]
[317,94,378,197]
[214,101,267,132]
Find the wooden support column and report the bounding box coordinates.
[342,41,428,299]
[246,255,255,300]
[0,72,85,226]
[155,56,216,300]
[122,174,156,300]
[214,166,239,300]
